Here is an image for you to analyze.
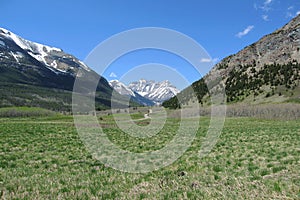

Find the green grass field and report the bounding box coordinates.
[0,113,299,199]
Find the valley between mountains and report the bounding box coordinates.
[2,15,300,111]
[0,5,300,200]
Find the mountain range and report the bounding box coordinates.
[109,79,180,105]
[109,80,155,106]
[0,28,179,111]
[0,28,138,111]
[1,14,300,111]
[163,14,300,108]
[128,79,180,104]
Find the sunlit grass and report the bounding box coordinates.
[0,115,299,199]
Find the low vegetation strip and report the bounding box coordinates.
[0,107,56,118]
[168,103,300,120]
[225,103,300,120]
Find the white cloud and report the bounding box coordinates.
[109,72,117,78]
[264,0,272,5]
[262,15,269,21]
[286,10,300,18]
[236,25,254,38]
[212,58,220,64]
[254,3,258,10]
[288,6,294,10]
[200,58,219,64]
[259,0,273,11]
[200,58,212,63]
[286,12,293,18]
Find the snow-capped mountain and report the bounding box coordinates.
[0,27,179,109]
[0,27,119,110]
[128,79,180,104]
[0,27,90,76]
[109,80,136,97]
[109,80,155,106]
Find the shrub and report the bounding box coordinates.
[0,107,56,118]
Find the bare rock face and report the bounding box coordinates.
[210,14,300,79]
[164,15,300,108]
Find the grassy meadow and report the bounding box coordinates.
[0,107,299,199]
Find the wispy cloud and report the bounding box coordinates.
[109,72,117,78]
[236,26,254,38]
[212,58,220,64]
[254,3,258,10]
[200,58,211,63]
[254,1,274,21]
[264,0,272,5]
[200,58,219,64]
[286,12,293,18]
[286,10,300,18]
[254,1,298,21]
[260,0,273,12]
[262,15,269,21]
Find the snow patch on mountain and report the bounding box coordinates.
[109,80,136,97]
[0,27,91,75]
[78,60,91,71]
[0,27,61,69]
[0,40,5,47]
[0,28,61,55]
[109,80,156,106]
[10,51,24,62]
[49,60,67,73]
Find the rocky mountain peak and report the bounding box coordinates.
[128,79,180,104]
[163,15,300,108]
[212,14,300,76]
[0,27,90,76]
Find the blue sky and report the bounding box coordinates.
[1,0,300,89]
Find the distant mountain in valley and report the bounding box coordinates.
[4,14,299,112]
[163,14,300,108]
[109,79,180,105]
[128,79,180,104]
[109,80,155,106]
